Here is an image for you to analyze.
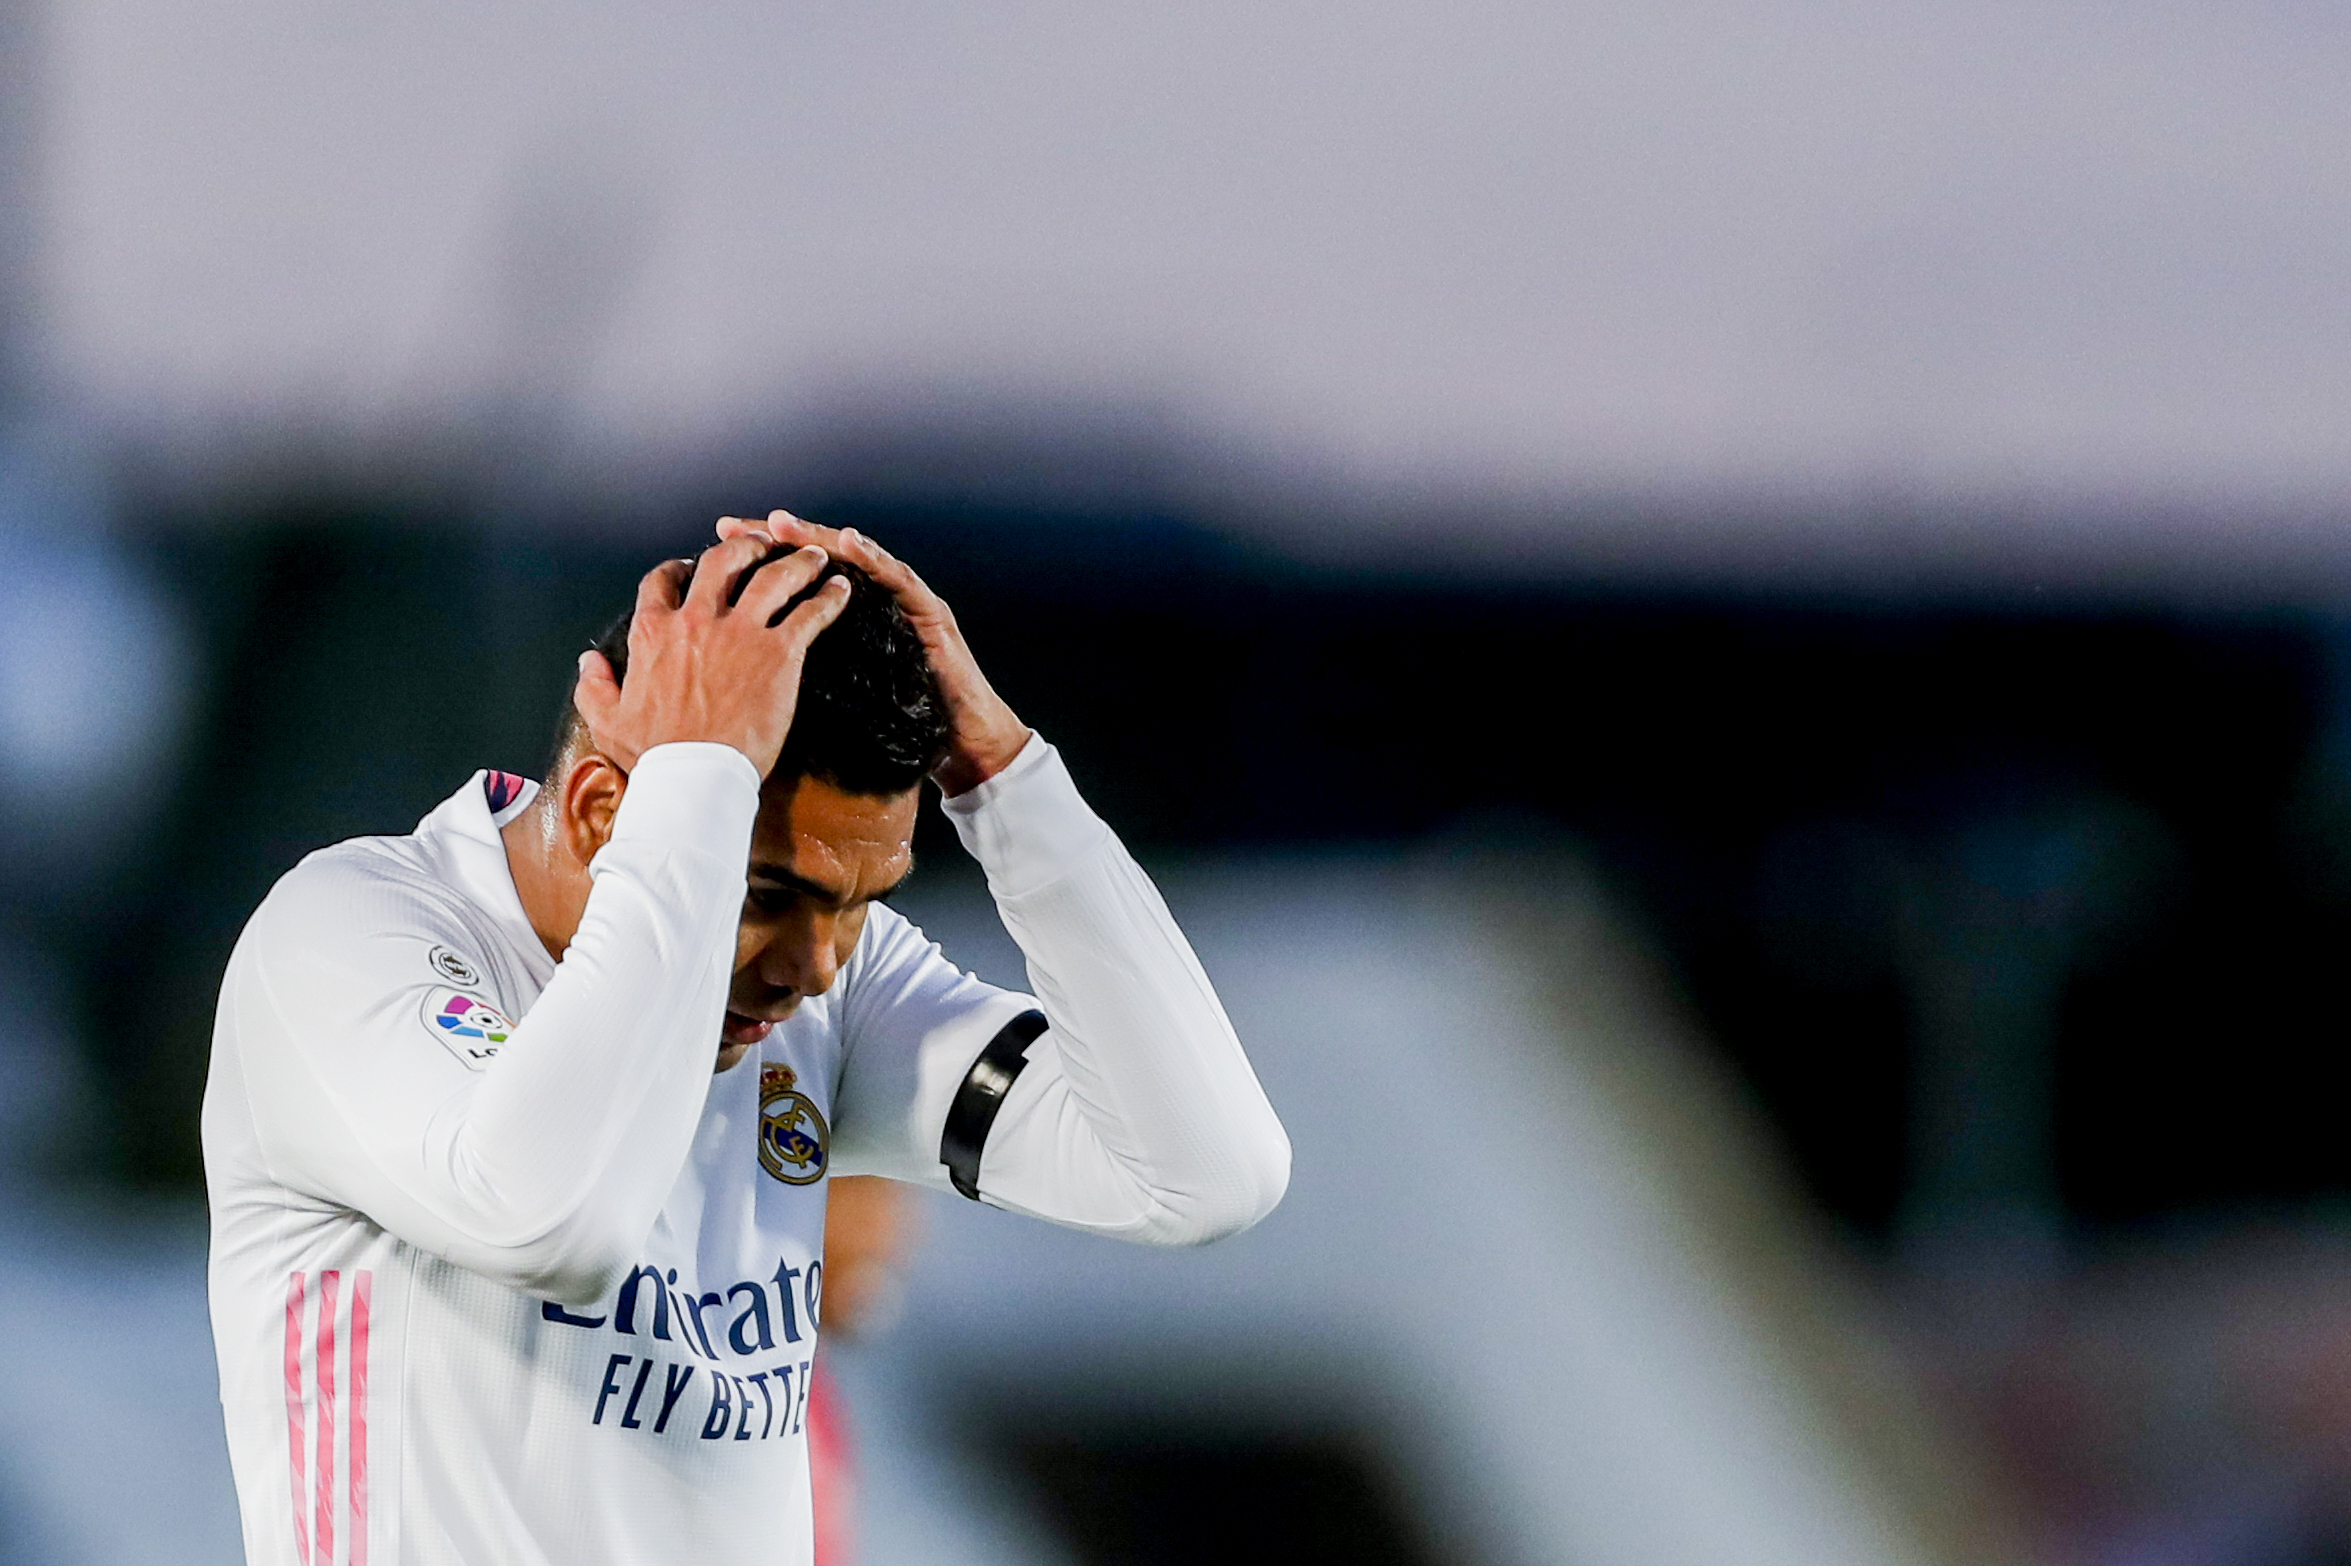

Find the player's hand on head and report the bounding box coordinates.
[573,535,851,778]
[715,509,1032,795]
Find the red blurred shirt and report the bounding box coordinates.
[808,1358,855,1566]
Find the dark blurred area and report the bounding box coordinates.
[1011,1430,1439,1566]
[13,466,2350,1563]
[58,489,2351,1252]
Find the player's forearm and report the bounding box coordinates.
[945,739,1291,1244]
[424,744,756,1289]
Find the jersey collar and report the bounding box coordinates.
[413,771,556,984]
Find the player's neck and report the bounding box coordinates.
[500,802,586,962]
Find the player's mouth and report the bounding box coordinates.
[721,1010,778,1046]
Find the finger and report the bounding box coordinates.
[773,572,853,653]
[572,649,622,730]
[764,516,948,627]
[715,515,766,543]
[634,558,694,619]
[734,543,831,627]
[832,525,894,579]
[837,527,946,616]
[763,511,848,553]
[686,531,776,614]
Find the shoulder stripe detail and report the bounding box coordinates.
[939,1010,1049,1201]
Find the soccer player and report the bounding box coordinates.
[203,518,1291,1564]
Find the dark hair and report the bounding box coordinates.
[556,555,948,795]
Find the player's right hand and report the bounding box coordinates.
[571,536,850,778]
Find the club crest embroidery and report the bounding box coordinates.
[758,1064,829,1186]
[421,987,513,1069]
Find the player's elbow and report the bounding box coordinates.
[501,1238,636,1307]
[1149,1123,1292,1246]
[1212,1126,1293,1239]
[466,1209,648,1305]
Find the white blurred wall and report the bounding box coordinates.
[27,0,2351,565]
[879,852,1980,1566]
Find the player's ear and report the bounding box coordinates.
[559,754,627,869]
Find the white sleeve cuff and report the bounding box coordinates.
[601,741,764,868]
[940,734,1111,899]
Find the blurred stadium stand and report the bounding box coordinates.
[72,495,2351,1235]
[2,487,2345,1562]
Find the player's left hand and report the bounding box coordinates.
[715,510,1033,796]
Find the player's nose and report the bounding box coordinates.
[759,920,840,998]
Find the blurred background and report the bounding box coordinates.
[5,0,2351,1561]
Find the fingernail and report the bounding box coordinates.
[577,651,595,671]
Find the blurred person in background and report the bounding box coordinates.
[202,517,1291,1565]
[807,1174,919,1566]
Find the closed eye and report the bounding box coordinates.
[746,885,801,917]
[744,862,913,917]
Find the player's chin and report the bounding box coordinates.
[713,1010,778,1073]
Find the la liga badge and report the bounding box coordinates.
[422,987,513,1069]
[758,1064,829,1185]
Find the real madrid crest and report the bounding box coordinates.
[758,1064,829,1186]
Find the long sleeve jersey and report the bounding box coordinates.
[202,735,1290,1566]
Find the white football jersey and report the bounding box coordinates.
[205,737,1289,1566]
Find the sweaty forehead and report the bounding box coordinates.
[746,774,919,902]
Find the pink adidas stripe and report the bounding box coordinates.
[315,1271,339,1565]
[283,1273,310,1566]
[285,1268,373,1565]
[350,1273,371,1566]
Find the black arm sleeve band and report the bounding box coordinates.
[939,1009,1050,1201]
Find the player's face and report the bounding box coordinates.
[720,773,919,1071]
